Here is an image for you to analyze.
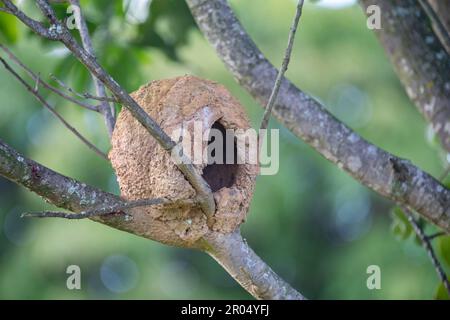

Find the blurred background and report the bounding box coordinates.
[0,0,449,299]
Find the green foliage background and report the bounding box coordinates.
[0,0,449,299]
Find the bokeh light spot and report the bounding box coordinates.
[100,255,139,294]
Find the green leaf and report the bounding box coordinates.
[434,282,450,300]
[413,234,423,246]
[444,178,450,190]
[0,12,19,44]
[390,207,412,240]
[438,235,450,267]
[131,0,197,61]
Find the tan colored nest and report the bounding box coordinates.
[109,75,258,247]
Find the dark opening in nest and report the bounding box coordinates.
[202,121,238,192]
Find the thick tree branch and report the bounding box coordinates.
[36,0,215,219]
[0,138,121,216]
[202,231,305,300]
[0,138,304,299]
[0,0,305,300]
[0,137,179,247]
[185,0,450,231]
[360,0,450,153]
[1,0,215,219]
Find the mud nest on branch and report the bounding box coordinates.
[109,75,258,247]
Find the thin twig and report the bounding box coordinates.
[400,164,450,295]
[426,231,446,241]
[22,197,196,219]
[50,74,118,103]
[0,56,107,159]
[0,138,306,299]
[0,6,11,13]
[259,0,304,146]
[1,0,59,40]
[185,0,450,230]
[32,0,215,219]
[34,72,40,91]
[69,0,115,136]
[403,207,450,296]
[0,44,100,112]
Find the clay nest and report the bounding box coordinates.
[109,75,258,247]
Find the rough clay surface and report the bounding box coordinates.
[109,75,258,247]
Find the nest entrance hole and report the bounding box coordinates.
[202,121,238,192]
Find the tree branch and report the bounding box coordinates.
[2,0,215,219]
[202,231,305,300]
[36,0,215,218]
[259,0,303,134]
[426,0,450,54]
[360,0,450,153]
[419,0,450,54]
[0,6,11,14]
[1,0,59,40]
[22,197,196,219]
[68,0,115,136]
[0,138,120,216]
[50,74,118,103]
[0,56,107,159]
[427,231,446,241]
[185,0,450,231]
[0,44,100,112]
[404,208,450,296]
[0,138,305,299]
[0,0,318,299]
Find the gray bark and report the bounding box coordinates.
[360,0,450,152]
[202,231,305,300]
[0,138,303,299]
[428,0,450,53]
[186,0,450,231]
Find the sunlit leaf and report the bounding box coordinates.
[0,12,19,43]
[434,282,450,300]
[390,207,412,240]
[438,235,450,267]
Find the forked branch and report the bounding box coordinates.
[0,56,107,159]
[404,208,450,296]
[0,44,100,112]
[0,138,304,299]
[0,0,215,219]
[0,0,308,298]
